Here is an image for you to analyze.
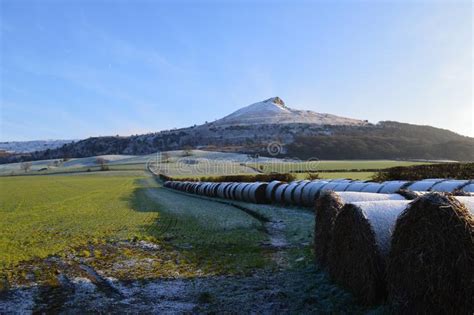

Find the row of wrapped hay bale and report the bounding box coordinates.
[163,181,269,204]
[164,178,472,207]
[315,191,474,313]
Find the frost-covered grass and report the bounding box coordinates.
[137,178,267,274]
[0,175,158,267]
[0,174,267,278]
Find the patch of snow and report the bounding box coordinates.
[212,97,368,126]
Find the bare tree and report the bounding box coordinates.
[96,157,109,171]
[20,162,32,173]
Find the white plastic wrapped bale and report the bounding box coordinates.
[314,191,406,267]
[247,182,269,204]
[292,181,312,206]
[387,193,474,314]
[301,181,329,207]
[327,200,410,305]
[406,179,445,192]
[430,180,470,193]
[345,182,370,192]
[361,183,385,193]
[274,183,289,204]
[379,181,410,194]
[265,181,283,201]
[233,183,247,201]
[283,181,301,205]
[461,183,474,193]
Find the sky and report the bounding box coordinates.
[0,0,472,141]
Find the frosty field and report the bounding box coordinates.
[0,166,377,313]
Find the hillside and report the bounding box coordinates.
[1,98,473,163]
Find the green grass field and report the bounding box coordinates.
[0,172,266,277]
[253,160,433,173]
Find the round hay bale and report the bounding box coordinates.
[223,183,235,199]
[361,183,385,193]
[462,182,474,193]
[387,193,474,314]
[379,181,410,194]
[283,182,300,205]
[248,182,269,204]
[302,181,329,206]
[274,183,289,204]
[406,179,445,192]
[218,183,230,198]
[292,181,312,206]
[266,181,283,201]
[395,189,421,200]
[242,183,254,202]
[327,200,409,305]
[229,183,240,200]
[314,191,344,267]
[315,191,407,267]
[345,181,371,192]
[234,183,248,201]
[430,180,469,193]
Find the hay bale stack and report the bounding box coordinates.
[387,193,474,314]
[315,192,407,267]
[327,200,409,305]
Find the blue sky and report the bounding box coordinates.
[1,0,472,141]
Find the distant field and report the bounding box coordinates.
[294,172,376,181]
[253,160,434,173]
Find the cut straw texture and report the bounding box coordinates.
[387,193,474,314]
[326,200,410,305]
[314,192,406,268]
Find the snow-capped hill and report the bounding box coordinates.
[212,97,367,126]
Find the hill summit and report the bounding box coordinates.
[212,97,367,126]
